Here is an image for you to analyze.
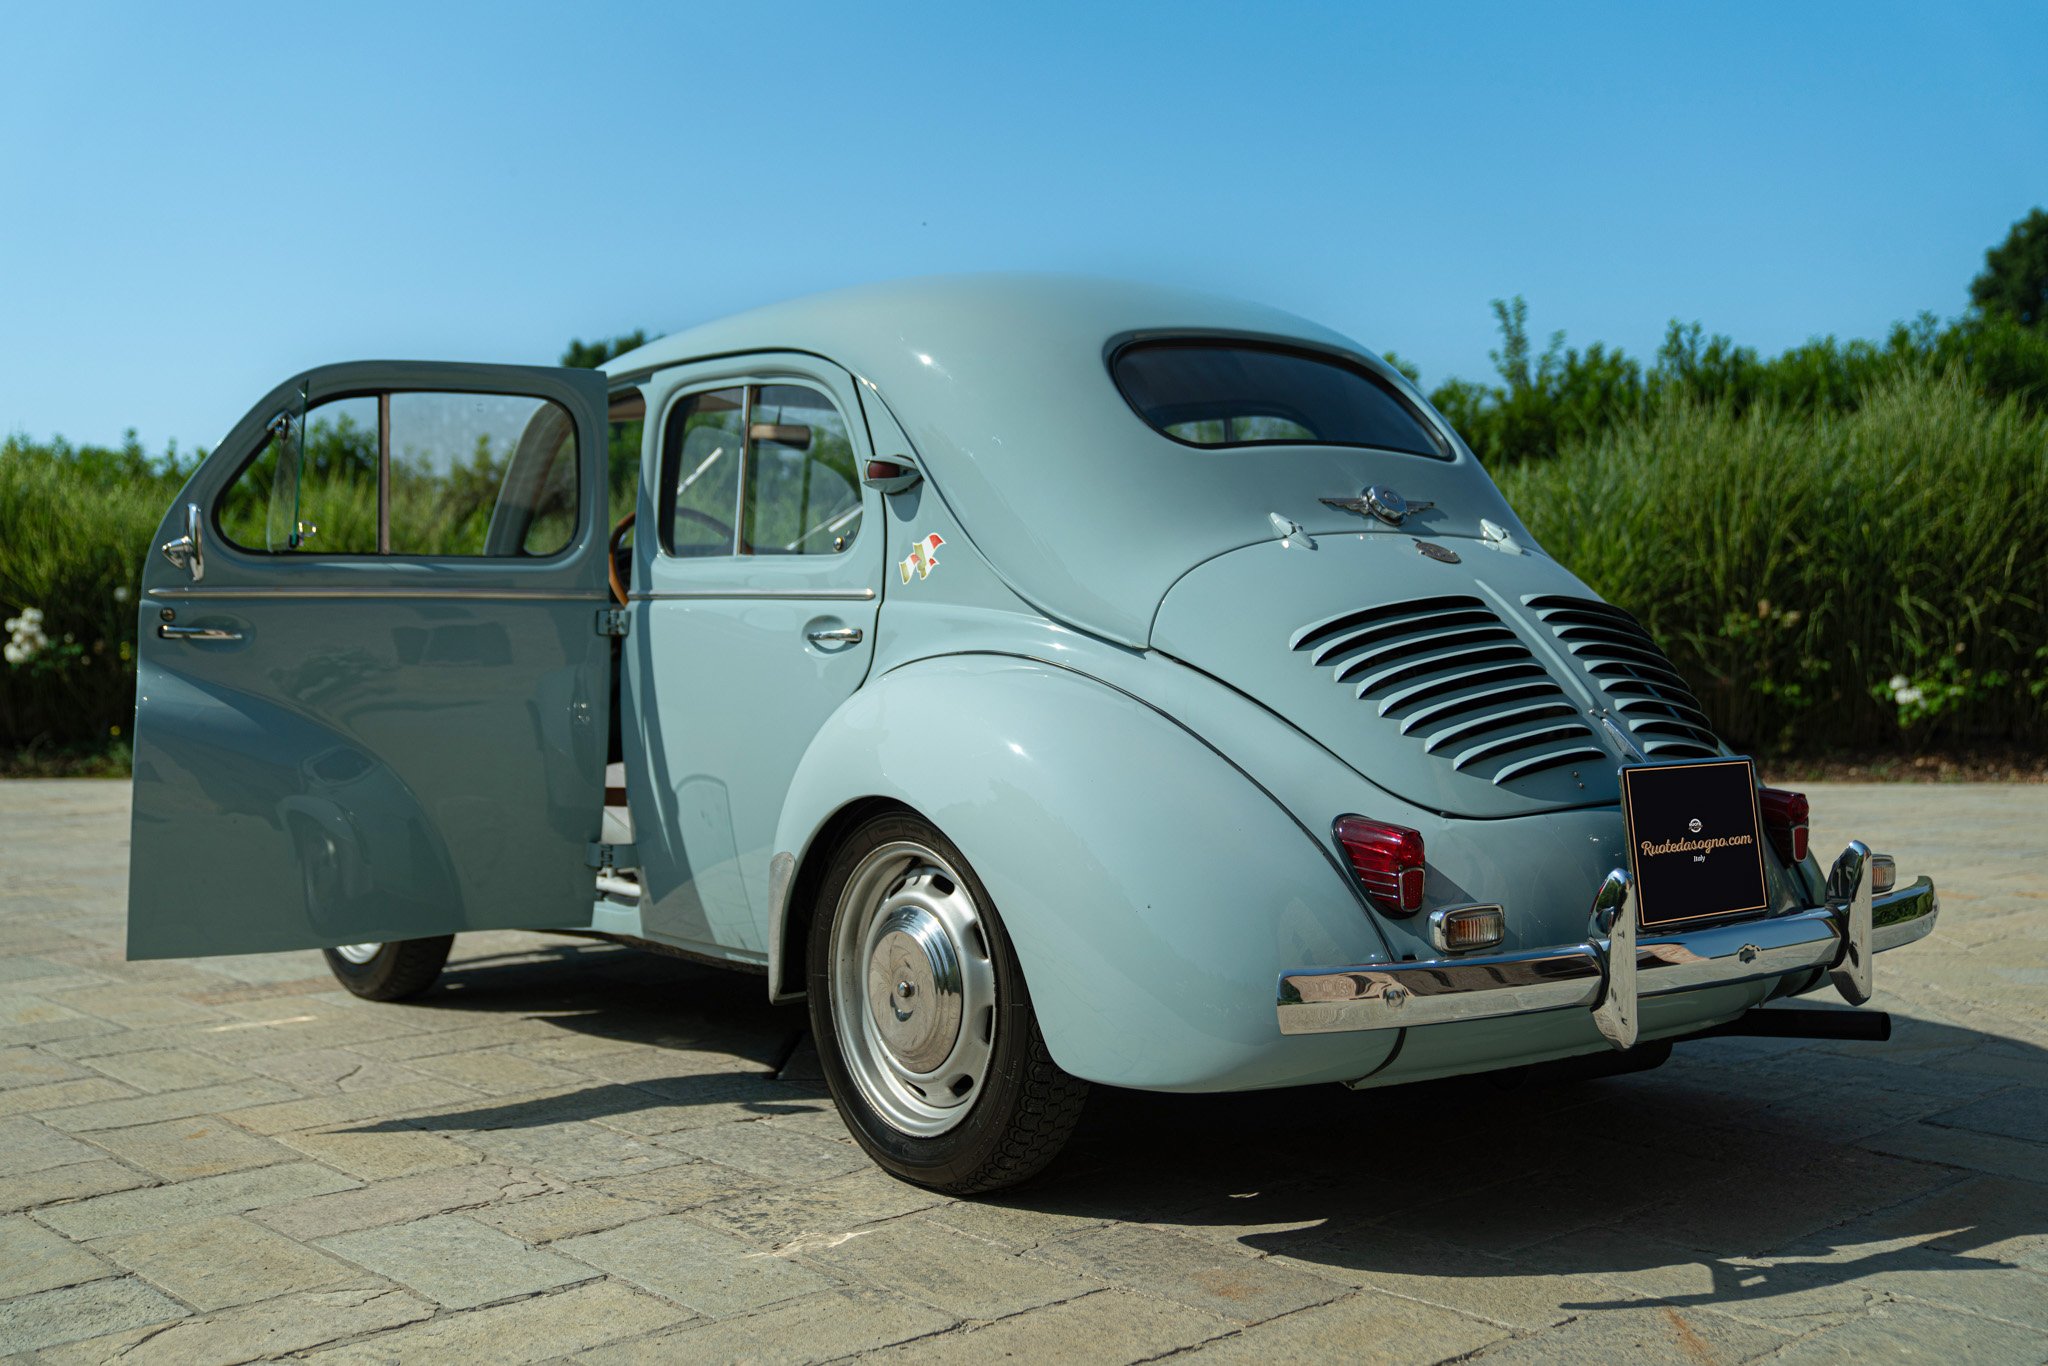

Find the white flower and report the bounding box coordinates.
[19,607,41,626]
[1894,686,1924,706]
[3,642,26,665]
[113,586,132,603]
[1887,674,1910,692]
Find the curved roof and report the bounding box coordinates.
[607,275,1500,646]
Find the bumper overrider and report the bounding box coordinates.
[1277,842,1937,1050]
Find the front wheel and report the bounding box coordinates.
[322,936,454,1002]
[808,813,1087,1193]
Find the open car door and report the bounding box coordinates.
[127,362,614,959]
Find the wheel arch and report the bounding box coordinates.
[769,794,914,1003]
[768,654,1390,1089]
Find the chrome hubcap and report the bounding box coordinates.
[831,840,996,1136]
[333,943,381,965]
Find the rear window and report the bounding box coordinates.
[1111,341,1448,457]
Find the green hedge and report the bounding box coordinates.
[0,437,183,767]
[1495,367,2048,751]
[4,366,2045,766]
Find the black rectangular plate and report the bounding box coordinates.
[1620,757,1770,929]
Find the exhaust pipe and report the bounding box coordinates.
[1682,1007,1892,1043]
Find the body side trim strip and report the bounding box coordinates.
[148,587,607,602]
[631,588,878,602]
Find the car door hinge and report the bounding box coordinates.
[587,841,639,872]
[596,608,629,637]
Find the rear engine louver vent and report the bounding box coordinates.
[1291,596,1608,788]
[1525,596,1722,759]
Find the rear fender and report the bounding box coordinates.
[770,655,1394,1089]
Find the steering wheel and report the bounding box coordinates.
[607,511,635,605]
[675,506,745,554]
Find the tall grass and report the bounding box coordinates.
[1495,367,2048,751]
[5,367,2045,765]
[0,441,177,762]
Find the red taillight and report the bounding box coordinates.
[1758,788,1810,866]
[1334,815,1426,915]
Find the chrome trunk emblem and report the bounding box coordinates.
[1321,484,1435,526]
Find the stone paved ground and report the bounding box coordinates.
[0,780,2042,1364]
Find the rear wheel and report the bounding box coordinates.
[322,937,454,1002]
[808,812,1087,1193]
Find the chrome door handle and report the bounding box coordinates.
[157,624,243,642]
[806,627,863,645]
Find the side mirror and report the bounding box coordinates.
[861,455,922,494]
[159,502,205,581]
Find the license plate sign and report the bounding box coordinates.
[1620,757,1770,929]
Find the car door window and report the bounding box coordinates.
[659,381,862,559]
[664,387,744,556]
[742,384,862,556]
[215,390,578,558]
[218,394,379,553]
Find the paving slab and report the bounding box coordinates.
[557,1215,843,1316]
[0,1275,187,1355]
[82,1113,300,1180]
[0,778,2042,1363]
[318,1212,599,1309]
[574,1286,957,1364]
[303,1279,695,1363]
[0,1213,116,1298]
[35,1159,360,1240]
[100,1213,369,1310]
[33,1284,433,1365]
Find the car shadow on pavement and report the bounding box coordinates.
[338,939,823,1135]
[337,941,2044,1324]
[990,1012,2046,1322]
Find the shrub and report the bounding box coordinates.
[1496,367,2048,752]
[0,434,190,761]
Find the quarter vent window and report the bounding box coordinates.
[1291,596,1607,788]
[1525,596,1722,759]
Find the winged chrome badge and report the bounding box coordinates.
[1319,484,1435,526]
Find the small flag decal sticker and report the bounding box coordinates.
[900,533,944,583]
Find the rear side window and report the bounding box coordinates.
[1111,341,1448,457]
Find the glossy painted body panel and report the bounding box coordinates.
[1152,532,1634,818]
[127,363,612,959]
[772,653,1403,1090]
[605,276,1542,649]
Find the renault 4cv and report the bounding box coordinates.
[128,276,1939,1192]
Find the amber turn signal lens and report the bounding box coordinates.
[1431,905,1505,953]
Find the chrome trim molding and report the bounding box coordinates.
[147,587,608,602]
[1826,840,1874,1006]
[1588,869,1638,1049]
[631,588,878,602]
[1277,843,1937,1042]
[157,623,244,642]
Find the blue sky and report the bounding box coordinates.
[3,1,2042,452]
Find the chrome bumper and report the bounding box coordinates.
[1277,842,1938,1049]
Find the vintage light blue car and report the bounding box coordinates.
[128,277,1939,1192]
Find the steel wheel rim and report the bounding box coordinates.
[332,943,381,965]
[830,839,997,1137]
